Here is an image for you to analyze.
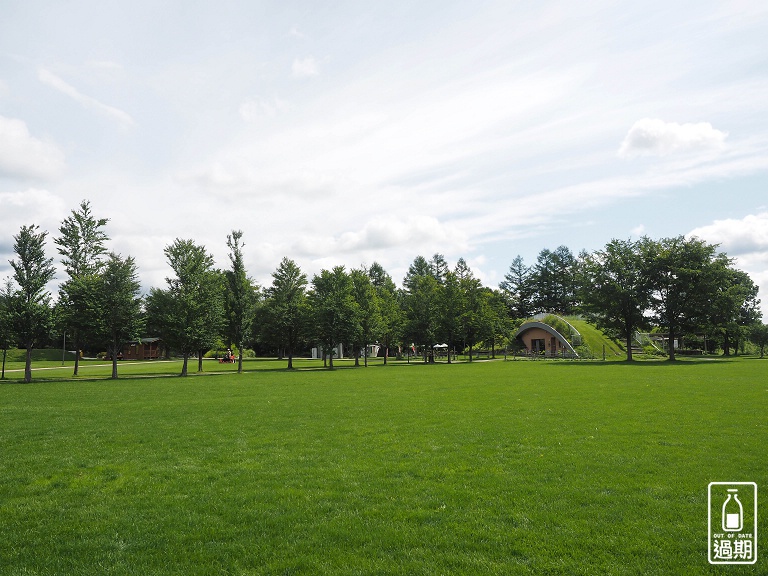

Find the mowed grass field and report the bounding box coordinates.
[0,357,765,575]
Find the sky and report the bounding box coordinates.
[1,1,768,316]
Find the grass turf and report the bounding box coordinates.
[0,357,765,574]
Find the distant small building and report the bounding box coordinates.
[516,321,578,358]
[123,338,162,360]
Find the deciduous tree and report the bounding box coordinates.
[259,257,308,369]
[54,200,109,375]
[9,224,56,382]
[580,239,652,361]
[0,278,16,379]
[309,266,358,369]
[160,239,224,376]
[224,230,258,373]
[98,253,143,379]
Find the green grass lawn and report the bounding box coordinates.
[0,357,765,575]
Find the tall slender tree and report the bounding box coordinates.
[98,253,143,379]
[0,278,16,379]
[499,255,534,319]
[54,200,109,375]
[437,270,463,363]
[9,225,56,382]
[260,257,308,369]
[368,262,401,364]
[402,258,440,363]
[224,230,258,373]
[350,267,381,367]
[160,239,224,376]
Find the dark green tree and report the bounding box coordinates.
[458,264,488,362]
[437,269,463,363]
[54,200,109,375]
[642,236,723,361]
[499,255,534,319]
[350,267,381,367]
[706,264,760,356]
[9,224,56,382]
[0,277,16,379]
[224,230,258,373]
[402,256,442,362]
[529,246,577,314]
[309,266,358,369]
[98,253,143,379]
[368,262,402,364]
[160,239,225,376]
[750,322,768,358]
[483,288,511,358]
[580,239,652,361]
[259,257,308,369]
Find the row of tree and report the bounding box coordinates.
[2,201,767,381]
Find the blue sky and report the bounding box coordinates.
[1,1,767,315]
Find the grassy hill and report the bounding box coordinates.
[564,316,625,359]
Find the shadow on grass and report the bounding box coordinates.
[544,357,738,367]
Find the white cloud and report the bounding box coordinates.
[290,214,468,258]
[688,212,768,256]
[619,118,727,157]
[689,212,768,317]
[0,189,68,255]
[0,115,66,179]
[631,224,646,236]
[38,68,135,128]
[292,57,319,78]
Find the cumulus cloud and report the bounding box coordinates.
[292,57,319,78]
[0,115,66,179]
[38,68,135,128]
[689,212,768,317]
[688,212,768,256]
[619,118,727,157]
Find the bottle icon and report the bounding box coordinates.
[722,488,743,532]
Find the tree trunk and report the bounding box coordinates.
[1,347,6,379]
[668,328,677,361]
[198,350,204,372]
[328,350,334,369]
[364,345,368,367]
[111,355,118,379]
[73,331,80,376]
[287,346,293,370]
[237,349,243,373]
[25,345,32,383]
[626,333,634,362]
[181,354,189,376]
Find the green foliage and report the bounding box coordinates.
[224,230,258,372]
[9,224,56,382]
[156,239,225,376]
[98,253,144,379]
[309,266,358,368]
[259,257,309,369]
